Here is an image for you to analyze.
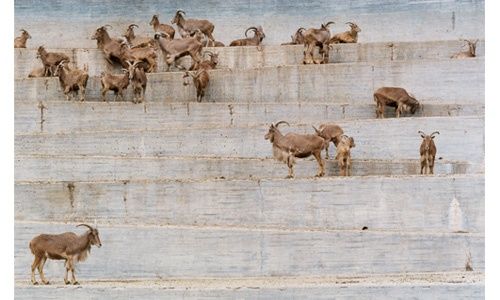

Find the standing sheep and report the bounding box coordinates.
[313,123,344,159]
[419,131,439,175]
[335,135,355,176]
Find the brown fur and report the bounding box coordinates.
[54,61,89,102]
[171,10,215,41]
[91,25,129,68]
[100,69,130,102]
[123,24,156,49]
[313,123,344,159]
[154,30,204,71]
[373,87,420,118]
[29,224,101,285]
[127,61,147,104]
[14,29,31,48]
[119,43,157,73]
[281,27,306,45]
[451,39,478,59]
[329,22,361,44]
[28,67,46,78]
[335,135,355,176]
[149,14,176,39]
[302,22,335,64]
[229,26,266,50]
[265,121,325,178]
[36,46,70,77]
[419,131,439,175]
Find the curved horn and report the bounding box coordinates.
[312,125,321,135]
[430,131,440,137]
[245,26,258,38]
[176,10,185,15]
[76,223,94,230]
[104,24,113,29]
[204,50,214,56]
[345,22,355,26]
[323,21,335,28]
[418,130,426,137]
[297,27,306,33]
[126,60,133,66]
[275,121,290,128]
[129,24,139,29]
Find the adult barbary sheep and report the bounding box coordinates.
[418,130,439,175]
[123,24,155,49]
[335,135,355,176]
[100,68,130,102]
[265,121,325,178]
[373,87,420,118]
[91,25,129,67]
[192,51,218,71]
[313,123,344,159]
[154,30,204,71]
[14,29,31,48]
[281,27,306,45]
[149,14,176,39]
[54,61,89,102]
[229,26,266,50]
[451,39,478,59]
[36,46,70,77]
[329,22,361,44]
[183,69,209,102]
[127,60,148,104]
[29,223,102,285]
[171,9,215,41]
[119,41,158,73]
[303,21,335,64]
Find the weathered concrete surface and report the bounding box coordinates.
[15,58,485,104]
[15,175,484,233]
[14,222,484,279]
[14,276,485,300]
[15,101,484,134]
[14,117,485,166]
[14,40,485,78]
[15,0,484,47]
[15,156,471,181]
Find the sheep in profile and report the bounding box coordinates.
[36,46,70,77]
[329,22,361,44]
[229,26,266,50]
[418,131,439,175]
[29,223,102,285]
[373,87,420,118]
[335,135,355,176]
[14,29,31,48]
[281,27,306,45]
[265,121,325,178]
[451,39,478,59]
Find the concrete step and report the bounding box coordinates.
[16,101,484,135]
[15,175,484,233]
[14,39,485,78]
[14,272,484,299]
[15,156,472,182]
[15,222,484,279]
[15,58,484,104]
[14,116,485,168]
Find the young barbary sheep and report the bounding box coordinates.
[451,39,478,59]
[29,223,102,285]
[127,60,148,104]
[123,24,155,49]
[54,61,89,102]
[313,123,344,159]
[302,21,335,64]
[281,27,306,45]
[100,68,130,102]
[265,121,325,178]
[373,87,420,118]
[14,29,31,48]
[418,130,439,175]
[229,26,266,50]
[171,10,215,42]
[36,46,70,77]
[329,22,361,44]
[149,14,176,39]
[183,69,210,102]
[154,30,204,71]
[335,135,355,176]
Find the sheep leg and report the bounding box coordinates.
[38,256,50,284]
[325,143,330,159]
[31,255,42,285]
[396,104,402,118]
[64,259,71,284]
[286,156,295,179]
[313,151,325,177]
[69,259,79,285]
[79,85,85,102]
[347,156,352,176]
[429,156,435,175]
[101,89,108,102]
[420,156,426,174]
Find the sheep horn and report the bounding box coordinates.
[245,27,258,38]
[176,10,185,15]
[104,24,113,29]
[126,60,133,66]
[418,130,426,137]
[312,126,321,135]
[430,131,440,137]
[323,21,335,28]
[77,224,94,230]
[297,27,306,33]
[129,24,139,29]
[345,22,355,26]
[275,121,290,128]
[204,50,214,57]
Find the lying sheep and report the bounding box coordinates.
[335,135,355,176]
[313,123,344,159]
[418,131,439,175]
[28,67,46,78]
[373,87,420,118]
[265,121,325,178]
[229,26,266,50]
[14,29,31,48]
[281,27,306,45]
[29,223,102,285]
[451,39,478,59]
[329,22,361,44]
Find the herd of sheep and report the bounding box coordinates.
[16,9,479,286]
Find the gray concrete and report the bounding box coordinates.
[15,156,472,182]
[14,39,485,78]
[15,175,484,233]
[14,117,485,166]
[14,222,484,279]
[15,101,484,134]
[14,282,485,300]
[15,58,485,104]
[15,0,484,47]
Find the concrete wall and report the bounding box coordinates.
[14,222,484,279]
[15,0,484,47]
[15,175,484,232]
[14,117,485,165]
[15,101,484,135]
[15,58,485,104]
[14,40,486,78]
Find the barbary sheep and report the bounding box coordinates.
[313,123,344,159]
[451,39,478,59]
[229,26,266,50]
[149,14,176,39]
[373,87,420,118]
[281,27,306,45]
[265,121,325,178]
[171,9,215,41]
[54,61,89,102]
[36,46,70,77]
[14,29,31,48]
[329,22,361,44]
[302,21,335,64]
[29,223,101,285]
[335,135,355,176]
[418,130,439,175]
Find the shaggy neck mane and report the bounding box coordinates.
[67,231,92,262]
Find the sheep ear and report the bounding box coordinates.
[349,137,355,147]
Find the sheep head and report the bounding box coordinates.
[204,51,219,66]
[171,10,186,24]
[321,21,335,30]
[265,121,289,142]
[150,14,159,26]
[76,224,102,248]
[418,131,439,151]
[346,22,361,33]
[91,25,112,40]
[21,29,31,39]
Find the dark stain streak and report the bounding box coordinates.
[67,182,75,208]
[38,101,46,132]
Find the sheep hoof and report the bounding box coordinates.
[64,280,71,285]
[285,175,294,179]
[73,281,80,285]
[32,281,39,285]
[42,281,50,285]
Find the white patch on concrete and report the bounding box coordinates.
[448,197,464,232]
